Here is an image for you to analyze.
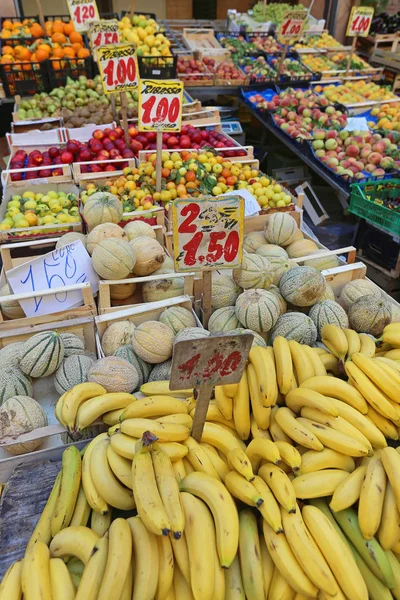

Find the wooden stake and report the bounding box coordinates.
[276,42,289,80]
[156,131,163,193]
[345,36,357,78]
[120,91,130,146]
[191,383,214,441]
[130,0,136,19]
[110,94,117,122]
[35,0,46,31]
[202,269,212,328]
[263,0,267,20]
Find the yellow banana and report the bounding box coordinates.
[343,328,361,361]
[293,469,350,499]
[0,560,22,600]
[227,447,254,481]
[215,385,233,420]
[61,382,106,430]
[352,352,400,404]
[120,562,133,600]
[300,448,355,474]
[222,383,238,397]
[120,396,188,420]
[345,361,399,421]
[26,471,61,552]
[239,509,264,600]
[252,475,283,534]
[106,444,133,489]
[301,374,368,413]
[190,404,236,429]
[288,340,315,384]
[385,551,400,600]
[110,431,187,461]
[273,335,293,394]
[367,406,399,440]
[303,344,327,376]
[151,442,185,539]
[380,447,400,513]
[373,357,400,388]
[249,346,270,405]
[245,437,281,472]
[376,357,400,375]
[70,485,91,528]
[128,516,159,600]
[183,458,195,475]
[358,457,387,540]
[200,443,230,481]
[51,445,82,537]
[90,508,112,537]
[49,526,99,564]
[90,439,135,510]
[82,433,109,515]
[321,324,348,361]
[250,414,272,441]
[320,353,340,374]
[247,363,270,429]
[213,553,225,600]
[200,422,242,455]
[224,554,245,600]
[140,380,192,397]
[173,565,194,599]
[359,333,376,358]
[103,408,124,425]
[285,388,338,416]
[225,471,263,507]
[232,370,250,440]
[269,568,295,600]
[329,398,387,449]
[260,533,274,597]
[55,392,67,426]
[385,349,400,360]
[378,483,400,550]
[157,414,193,428]
[274,407,324,451]
[275,441,302,474]
[297,417,371,457]
[22,542,52,600]
[381,323,400,347]
[171,533,191,586]
[76,392,136,430]
[156,535,174,600]
[270,406,293,444]
[183,436,220,479]
[258,463,297,513]
[329,466,367,512]
[49,558,75,600]
[120,418,189,442]
[98,518,132,600]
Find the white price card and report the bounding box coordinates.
[346,6,374,37]
[6,240,99,318]
[138,79,184,133]
[66,0,100,32]
[97,44,138,95]
[89,20,120,58]
[279,10,307,39]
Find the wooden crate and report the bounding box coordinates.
[1,163,73,188]
[183,28,224,55]
[177,53,214,87]
[72,158,138,185]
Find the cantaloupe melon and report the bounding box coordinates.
[286,239,319,259]
[60,333,85,357]
[54,354,94,395]
[269,258,296,286]
[348,295,392,337]
[110,282,137,301]
[86,223,127,255]
[0,368,33,405]
[101,320,136,356]
[211,273,242,310]
[0,342,23,369]
[291,229,304,242]
[232,254,271,289]
[0,396,47,455]
[268,285,287,316]
[243,231,268,253]
[148,359,172,382]
[124,221,156,241]
[132,321,174,364]
[175,327,210,343]
[92,238,136,280]
[256,244,288,262]
[19,331,64,378]
[0,283,24,320]
[320,284,335,301]
[208,307,240,333]
[309,300,349,338]
[235,289,280,333]
[279,266,325,307]
[56,232,87,250]
[304,250,340,271]
[230,328,267,347]
[129,237,165,276]
[390,304,400,323]
[154,255,174,275]
[264,213,299,247]
[83,192,123,230]
[159,306,196,334]
[271,312,318,345]
[339,279,381,310]
[142,278,184,303]
[88,357,139,393]
[114,345,152,388]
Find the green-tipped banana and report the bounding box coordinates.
[350,542,392,600]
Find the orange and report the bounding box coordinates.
[52,20,65,34]
[71,42,82,53]
[52,47,64,58]
[36,49,49,62]
[1,45,14,56]
[162,168,170,178]
[63,47,76,58]
[16,47,31,61]
[185,181,197,190]
[38,43,51,54]
[64,22,75,36]
[77,48,90,58]
[221,168,231,178]
[21,61,32,71]
[0,55,13,65]
[31,23,44,37]
[51,59,62,70]
[69,31,83,44]
[185,171,196,182]
[52,32,66,43]
[2,20,13,30]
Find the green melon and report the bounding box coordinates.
[175,328,211,343]
[286,239,319,259]
[148,359,172,382]
[243,231,268,253]
[279,266,325,307]
[269,258,297,286]
[309,300,349,338]
[348,295,392,337]
[19,331,65,378]
[0,396,47,455]
[230,328,267,347]
[153,256,174,275]
[268,285,287,316]
[132,321,174,364]
[92,238,136,280]
[304,250,340,271]
[264,213,299,247]
[0,368,33,406]
[208,307,240,333]
[339,279,381,310]
[114,345,152,388]
[0,283,25,320]
[101,321,136,356]
[142,278,184,303]
[0,342,23,369]
[83,192,123,230]
[256,244,288,262]
[159,306,196,335]
[271,312,318,345]
[54,355,94,395]
[232,254,271,289]
[60,333,85,357]
[235,289,280,333]
[86,223,127,255]
[211,273,242,310]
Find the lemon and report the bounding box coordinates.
[22,191,35,199]
[0,223,11,230]
[24,199,37,210]
[43,215,55,224]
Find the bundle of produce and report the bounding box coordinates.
[118,14,171,57]
[370,104,400,133]
[294,32,343,49]
[0,32,89,66]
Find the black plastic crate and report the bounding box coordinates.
[47,56,94,88]
[137,55,177,79]
[356,220,400,270]
[0,60,49,97]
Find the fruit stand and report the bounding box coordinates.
[1,5,400,600]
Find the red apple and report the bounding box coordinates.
[60,151,74,164]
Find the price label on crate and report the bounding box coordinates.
[346,6,374,37]
[97,44,138,94]
[172,195,244,272]
[279,10,307,39]
[89,20,120,58]
[66,0,100,32]
[138,79,184,132]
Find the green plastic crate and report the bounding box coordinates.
[349,179,400,237]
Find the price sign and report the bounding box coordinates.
[346,6,374,37]
[97,44,138,94]
[138,79,184,133]
[66,0,100,32]
[279,10,307,39]
[89,20,120,58]
[172,195,244,272]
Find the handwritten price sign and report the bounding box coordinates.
[97,45,138,94]
[346,6,374,37]
[66,0,99,32]
[279,10,307,39]
[89,20,120,58]
[172,196,244,272]
[6,240,99,318]
[138,79,183,133]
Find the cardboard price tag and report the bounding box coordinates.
[172,195,244,272]
[279,10,307,39]
[97,45,138,94]
[346,6,374,37]
[89,20,120,57]
[138,79,184,133]
[66,0,100,32]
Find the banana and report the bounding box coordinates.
[269,568,295,600]
[120,418,189,442]
[301,374,368,413]
[375,357,400,374]
[171,533,191,586]
[292,469,350,499]
[183,458,195,474]
[61,382,106,430]
[90,509,112,537]
[372,357,400,389]
[249,346,277,406]
[320,353,340,374]
[351,543,392,600]
[303,344,327,376]
[232,370,250,440]
[270,406,293,444]
[227,447,254,481]
[90,439,135,510]
[285,388,338,416]
[330,465,367,512]
[173,565,194,599]
[381,447,400,513]
[215,385,233,420]
[358,457,387,540]
[352,352,400,404]
[200,443,230,481]
[127,516,159,600]
[200,422,242,455]
[98,519,132,600]
[179,471,239,568]
[49,558,75,600]
[110,431,187,461]
[156,535,174,600]
[26,471,61,551]
[49,526,99,564]
[0,560,22,600]
[288,340,314,384]
[22,542,52,600]
[140,380,192,397]
[106,444,133,489]
[345,360,399,420]
[181,492,215,600]
[222,383,238,398]
[70,485,91,527]
[76,392,136,430]
[367,406,399,440]
[132,436,171,536]
[250,414,272,441]
[258,463,297,513]
[275,441,302,474]
[273,335,293,395]
[297,417,371,457]
[302,505,368,600]
[224,554,245,600]
[329,398,387,449]
[55,392,67,426]
[82,433,109,514]
[238,509,264,600]
[120,396,188,420]
[151,442,185,539]
[190,404,236,429]
[343,328,361,361]
[321,324,348,361]
[224,471,263,507]
[385,551,400,600]
[103,408,125,425]
[250,475,282,534]
[262,521,318,597]
[381,323,400,347]
[157,414,193,428]
[300,448,355,474]
[378,484,400,550]
[274,407,324,451]
[245,437,280,472]
[259,533,274,597]
[385,349,400,360]
[183,436,220,479]
[120,562,133,600]
[67,557,84,590]
[359,333,376,358]
[281,508,339,595]
[247,364,270,429]
[51,445,82,537]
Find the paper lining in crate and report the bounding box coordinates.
[12,94,62,127]
[63,122,117,142]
